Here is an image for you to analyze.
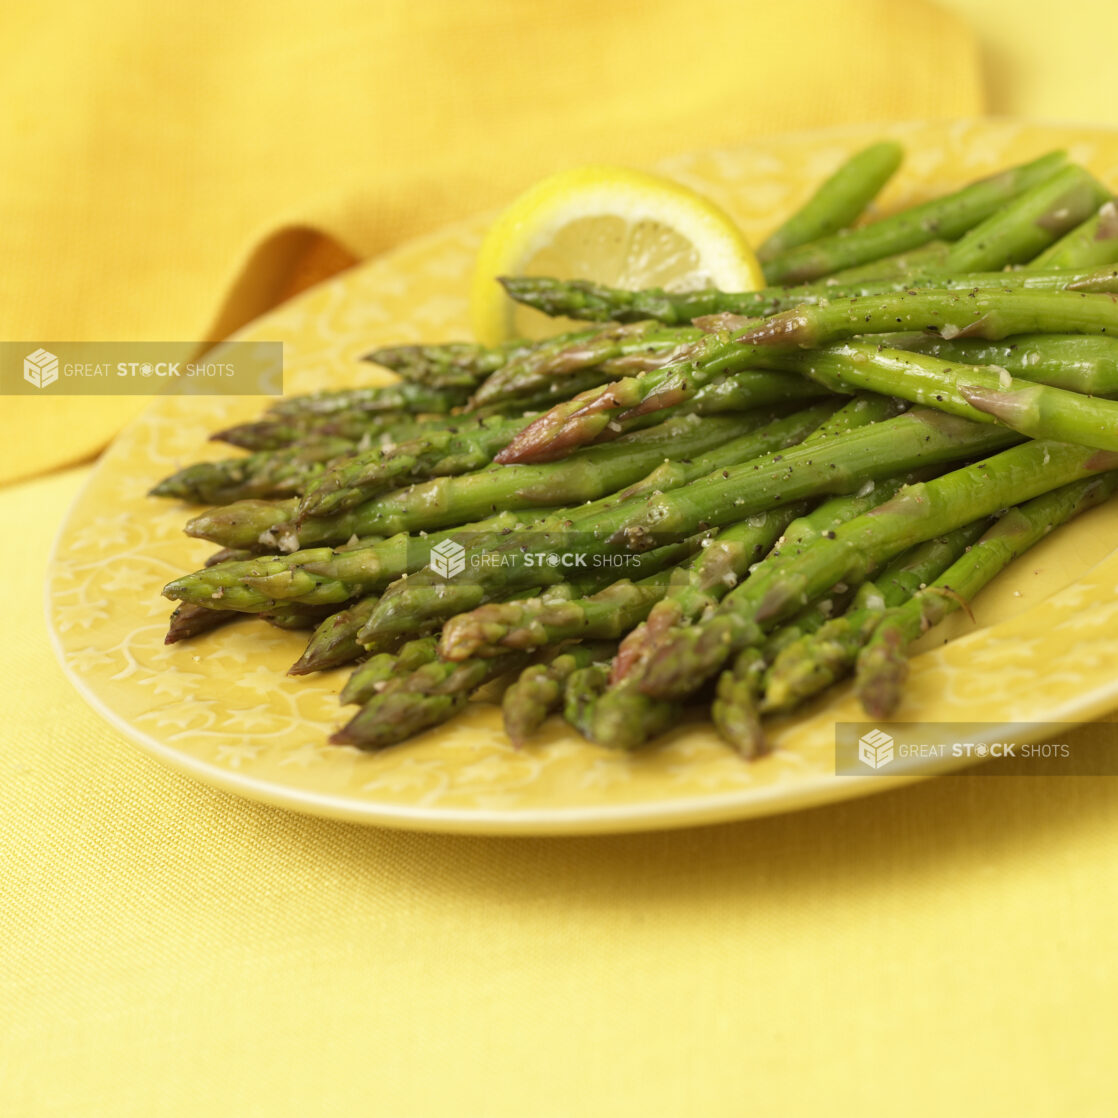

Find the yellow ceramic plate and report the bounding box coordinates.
[47,120,1118,834]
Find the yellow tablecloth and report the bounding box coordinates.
[3,3,1116,1115]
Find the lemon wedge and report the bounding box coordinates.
[470,165,763,344]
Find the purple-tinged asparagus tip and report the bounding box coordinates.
[734,310,813,348]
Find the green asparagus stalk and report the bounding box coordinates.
[940,164,1110,272]
[855,471,1118,718]
[820,241,951,284]
[757,141,904,263]
[760,151,1067,284]
[710,648,768,757]
[734,288,1118,352]
[472,320,696,406]
[165,602,239,643]
[1031,200,1118,269]
[210,411,429,452]
[885,332,1118,396]
[768,341,1118,451]
[150,437,355,505]
[437,573,669,661]
[581,684,679,749]
[502,643,615,746]
[364,339,533,388]
[259,601,340,631]
[639,438,1118,702]
[498,265,1118,331]
[562,664,613,739]
[339,637,440,705]
[266,381,471,419]
[182,498,300,551]
[166,510,539,612]
[758,520,988,713]
[331,653,532,750]
[288,596,382,674]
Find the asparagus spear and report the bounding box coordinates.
[498,265,1118,330]
[364,339,533,388]
[287,596,381,674]
[886,333,1118,396]
[734,288,1118,351]
[166,510,539,612]
[265,381,471,419]
[182,498,300,551]
[768,341,1118,451]
[639,438,1118,702]
[940,164,1110,272]
[167,598,337,644]
[502,643,615,746]
[820,240,951,284]
[1031,200,1118,269]
[259,602,340,631]
[760,151,1067,284]
[562,664,613,739]
[757,520,988,713]
[856,472,1118,717]
[211,411,429,452]
[339,637,440,705]
[213,366,626,452]
[710,649,768,757]
[150,437,356,505]
[757,141,904,263]
[331,653,533,750]
[165,602,239,643]
[472,320,696,406]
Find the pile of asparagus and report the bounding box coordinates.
[156,141,1118,757]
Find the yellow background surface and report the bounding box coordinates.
[2,2,1116,1114]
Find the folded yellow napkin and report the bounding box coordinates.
[0,0,981,484]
